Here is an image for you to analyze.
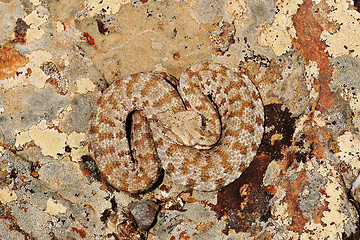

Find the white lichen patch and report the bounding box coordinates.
[81,0,131,18]
[315,164,357,240]
[0,50,53,90]
[59,54,71,67]
[349,91,360,113]
[16,121,88,160]
[320,0,360,57]
[293,114,310,139]
[45,198,67,215]
[55,21,65,32]
[271,160,357,238]
[15,131,32,148]
[336,131,360,165]
[335,131,360,186]
[0,146,5,157]
[353,113,360,132]
[226,0,247,22]
[24,6,50,42]
[66,132,89,161]
[305,60,320,100]
[341,88,360,114]
[270,187,291,225]
[29,122,67,159]
[29,0,41,6]
[0,186,17,204]
[76,77,96,94]
[15,120,67,158]
[258,0,303,56]
[313,110,326,127]
[225,0,253,30]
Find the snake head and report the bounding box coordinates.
[155,110,220,150]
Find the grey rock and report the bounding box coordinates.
[128,201,159,231]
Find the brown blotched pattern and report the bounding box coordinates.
[88,63,264,193]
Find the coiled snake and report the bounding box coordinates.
[88,62,264,193]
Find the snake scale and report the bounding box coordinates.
[88,62,264,193]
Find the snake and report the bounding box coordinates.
[87,62,264,193]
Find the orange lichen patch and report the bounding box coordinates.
[0,46,28,80]
[71,227,86,238]
[282,170,308,234]
[331,140,341,153]
[81,32,95,45]
[292,0,334,109]
[263,59,282,83]
[313,198,330,226]
[30,171,39,178]
[311,0,341,34]
[179,231,190,240]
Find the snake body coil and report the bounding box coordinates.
[88,63,264,193]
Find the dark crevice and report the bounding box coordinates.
[343,190,360,239]
[206,94,222,149]
[125,110,137,164]
[354,0,360,13]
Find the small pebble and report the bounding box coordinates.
[128,201,159,231]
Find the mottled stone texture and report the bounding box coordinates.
[0,0,360,239]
